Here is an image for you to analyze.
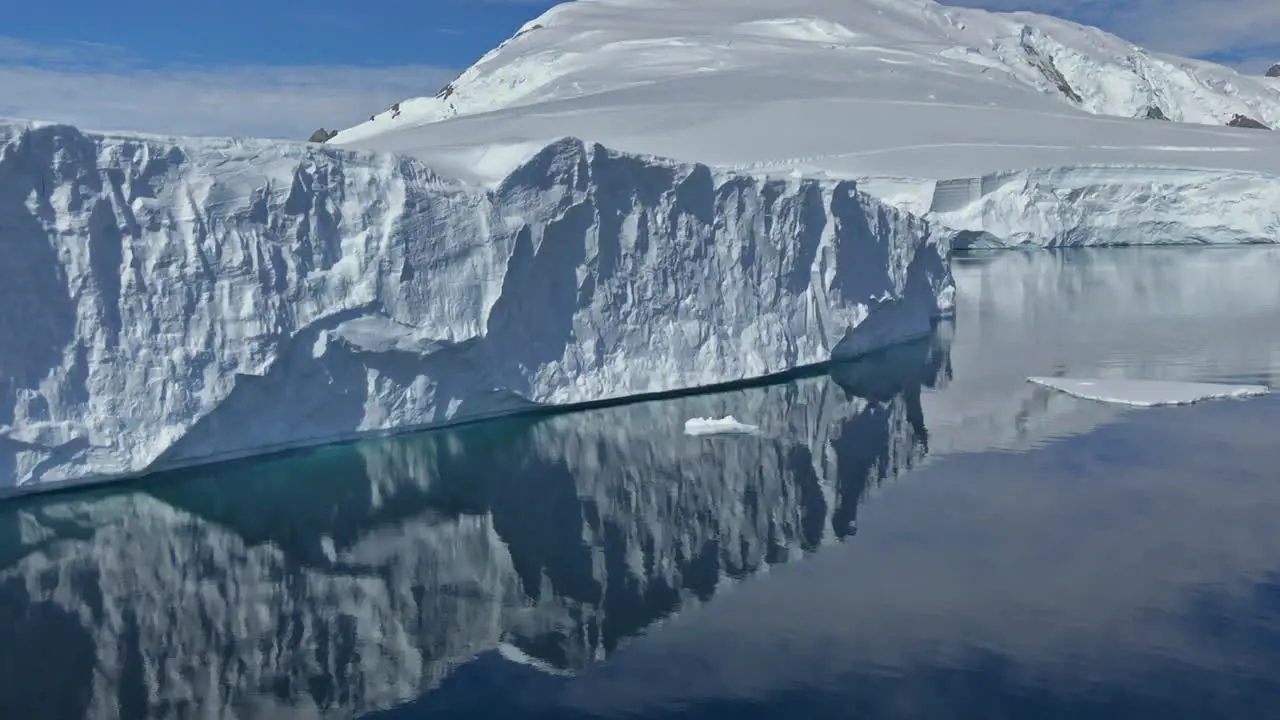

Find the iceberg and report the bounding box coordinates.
[0,120,951,489]
[1026,377,1269,407]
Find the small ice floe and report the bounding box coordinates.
[683,415,760,436]
[496,642,575,676]
[1026,377,1270,407]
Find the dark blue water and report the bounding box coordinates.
[2,247,1280,719]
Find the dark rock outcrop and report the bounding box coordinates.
[1019,28,1082,104]
[1144,106,1169,121]
[1226,113,1271,130]
[307,128,339,143]
[1266,63,1280,78]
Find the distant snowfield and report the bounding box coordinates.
[1027,377,1270,407]
[332,0,1280,246]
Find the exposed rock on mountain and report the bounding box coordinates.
[1227,113,1271,130]
[307,128,339,143]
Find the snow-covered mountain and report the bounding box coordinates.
[0,120,950,488]
[339,0,1280,137]
[331,0,1280,246]
[0,339,946,718]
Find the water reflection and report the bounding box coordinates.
[925,246,1280,454]
[0,329,950,719]
[543,394,1280,720]
[6,247,1280,720]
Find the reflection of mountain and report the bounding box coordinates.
[0,328,950,719]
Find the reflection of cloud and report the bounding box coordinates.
[0,35,456,139]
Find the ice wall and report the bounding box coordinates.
[0,120,952,488]
[929,166,1280,247]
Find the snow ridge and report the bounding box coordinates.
[0,120,951,488]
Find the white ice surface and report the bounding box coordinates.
[1026,377,1269,407]
[330,0,1280,246]
[0,120,950,488]
[683,416,760,436]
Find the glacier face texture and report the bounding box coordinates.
[0,120,952,488]
[0,334,948,718]
[929,167,1280,247]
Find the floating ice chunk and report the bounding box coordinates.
[683,416,760,436]
[496,643,574,676]
[1026,377,1270,407]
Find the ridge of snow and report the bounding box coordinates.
[329,0,1280,246]
[0,119,951,489]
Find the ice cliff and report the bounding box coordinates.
[0,335,947,718]
[929,167,1280,247]
[0,120,952,488]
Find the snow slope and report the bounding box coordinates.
[0,119,951,488]
[331,0,1280,246]
[0,342,944,717]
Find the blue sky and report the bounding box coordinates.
[2,0,1276,139]
[4,0,560,70]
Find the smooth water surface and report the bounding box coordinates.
[2,247,1280,719]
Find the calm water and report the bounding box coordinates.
[3,247,1280,719]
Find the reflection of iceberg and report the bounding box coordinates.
[1026,377,1269,407]
[0,328,950,718]
[924,247,1280,455]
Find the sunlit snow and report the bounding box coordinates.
[330,0,1280,247]
[1026,377,1270,407]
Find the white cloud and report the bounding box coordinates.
[0,36,458,140]
[955,0,1280,69]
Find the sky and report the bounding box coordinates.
[2,0,1277,140]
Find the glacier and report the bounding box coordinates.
[0,119,951,489]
